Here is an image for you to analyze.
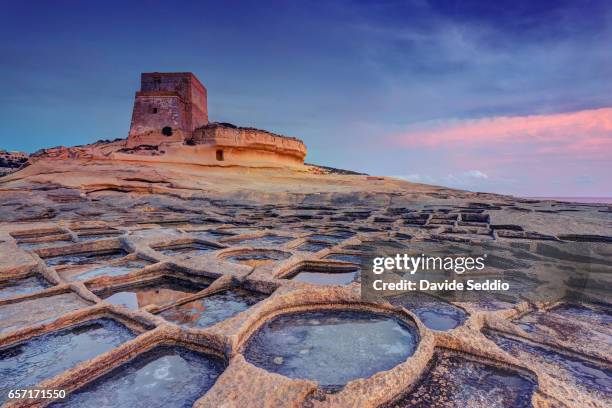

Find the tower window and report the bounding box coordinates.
[216,149,224,161]
[162,126,173,136]
[152,107,158,114]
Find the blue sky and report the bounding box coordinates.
[1,0,611,196]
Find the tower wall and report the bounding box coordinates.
[127,94,187,147]
[189,81,208,130]
[127,72,208,147]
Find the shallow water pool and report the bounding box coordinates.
[51,346,225,408]
[243,310,419,388]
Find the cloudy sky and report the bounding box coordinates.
[1,0,611,196]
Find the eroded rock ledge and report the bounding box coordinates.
[191,122,307,162]
[27,122,307,169]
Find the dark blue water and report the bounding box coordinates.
[289,267,360,286]
[389,350,536,407]
[97,277,207,310]
[52,346,225,408]
[232,235,293,246]
[224,249,290,263]
[323,253,364,264]
[44,250,128,267]
[72,259,151,281]
[191,230,235,240]
[0,319,135,404]
[296,241,333,252]
[485,330,611,401]
[158,289,267,328]
[388,292,467,331]
[243,310,419,388]
[307,234,346,243]
[0,275,51,300]
[155,242,218,257]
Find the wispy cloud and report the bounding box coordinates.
[389,107,612,160]
[383,107,612,195]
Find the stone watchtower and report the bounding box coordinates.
[127,72,208,147]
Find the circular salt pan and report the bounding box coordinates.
[243,309,419,388]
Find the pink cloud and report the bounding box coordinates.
[390,107,612,159]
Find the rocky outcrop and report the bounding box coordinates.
[190,123,307,163]
[30,146,95,161]
[28,139,127,162]
[26,123,307,169]
[0,149,29,176]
